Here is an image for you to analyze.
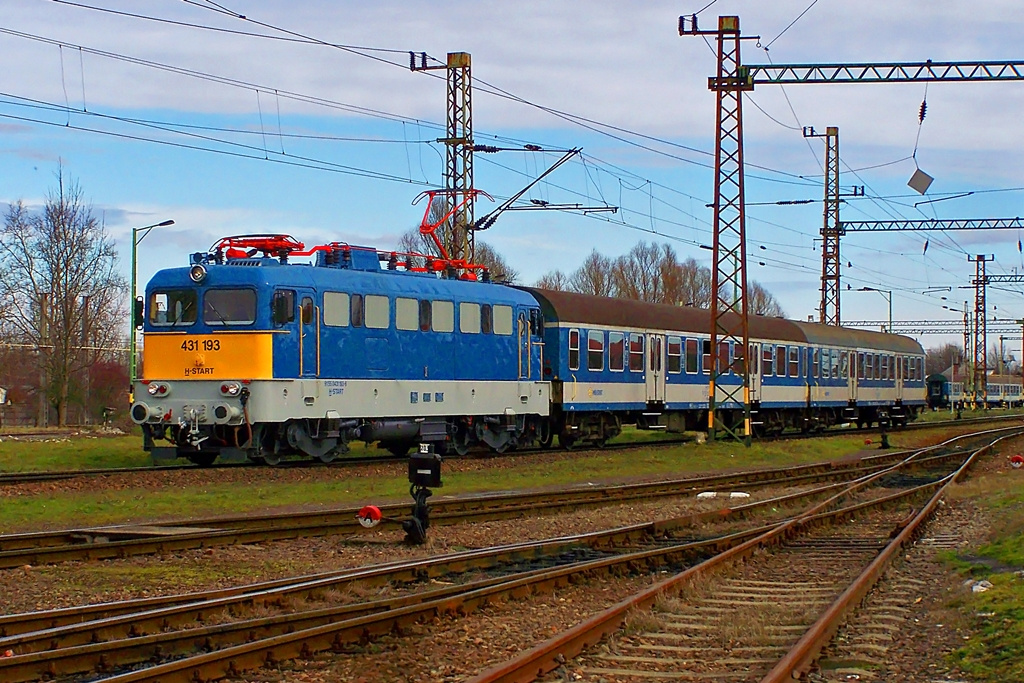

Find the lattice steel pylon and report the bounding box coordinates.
[681,15,753,445]
[971,255,992,404]
[803,126,842,325]
[411,52,475,264]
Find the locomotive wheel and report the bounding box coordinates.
[187,453,217,467]
[536,420,554,449]
[262,451,282,466]
[317,449,339,464]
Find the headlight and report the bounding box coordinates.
[147,382,170,396]
[220,381,242,397]
[189,264,207,283]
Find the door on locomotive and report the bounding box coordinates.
[299,292,318,377]
[645,334,666,403]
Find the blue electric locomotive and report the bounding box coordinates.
[131,236,549,465]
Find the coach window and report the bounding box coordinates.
[667,336,682,373]
[460,302,481,334]
[762,345,774,376]
[609,332,625,371]
[685,339,699,374]
[150,289,198,326]
[857,352,865,380]
[775,345,786,377]
[821,349,830,379]
[432,300,455,333]
[396,297,417,331]
[629,333,644,371]
[718,342,731,375]
[787,347,798,377]
[322,292,349,327]
[811,348,820,378]
[568,329,580,371]
[875,354,882,380]
[204,289,256,326]
[880,355,888,380]
[481,304,493,334]
[493,305,513,335]
[701,340,711,374]
[839,351,849,379]
[588,330,605,371]
[865,353,874,380]
[365,295,389,329]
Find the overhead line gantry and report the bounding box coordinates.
[679,14,1024,442]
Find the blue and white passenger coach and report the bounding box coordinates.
[131,236,550,465]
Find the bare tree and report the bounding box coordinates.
[0,171,127,425]
[748,281,785,317]
[535,269,570,290]
[926,343,963,376]
[663,255,712,308]
[569,250,615,297]
[396,223,519,283]
[612,242,663,302]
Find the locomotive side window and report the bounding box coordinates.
[323,291,350,327]
[481,304,493,334]
[271,290,295,326]
[365,295,389,329]
[395,297,417,330]
[432,300,454,333]
[149,289,197,326]
[629,334,644,371]
[789,347,799,378]
[460,303,481,334]
[418,300,431,331]
[568,329,580,371]
[204,289,255,326]
[609,332,625,371]
[301,298,314,325]
[493,305,513,335]
[588,330,604,371]
[667,336,682,374]
[685,339,698,374]
[351,294,364,327]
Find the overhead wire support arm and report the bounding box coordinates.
[746,61,1024,84]
[840,218,1024,232]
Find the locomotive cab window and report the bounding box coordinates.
[323,291,350,327]
[203,289,255,326]
[149,289,197,326]
[271,290,295,326]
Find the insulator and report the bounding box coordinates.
[923,240,929,254]
[918,100,927,123]
[524,144,542,151]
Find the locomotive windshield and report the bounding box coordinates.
[204,288,257,325]
[149,289,197,326]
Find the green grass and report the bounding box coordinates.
[0,433,151,472]
[915,405,1024,423]
[0,433,886,532]
[944,470,1024,681]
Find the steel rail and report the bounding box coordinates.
[464,427,1021,682]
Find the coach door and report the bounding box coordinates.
[848,350,858,402]
[895,355,904,400]
[299,291,318,378]
[646,334,666,403]
[749,343,761,402]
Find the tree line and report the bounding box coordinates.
[0,170,127,427]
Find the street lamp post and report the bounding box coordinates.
[129,220,175,393]
[858,287,892,332]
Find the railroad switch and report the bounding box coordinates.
[404,443,442,544]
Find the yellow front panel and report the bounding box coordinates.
[143,333,275,380]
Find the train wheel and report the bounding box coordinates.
[537,420,554,450]
[560,434,577,450]
[187,453,217,467]
[318,449,339,464]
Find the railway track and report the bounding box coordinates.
[0,424,1007,682]
[0,411,1017,487]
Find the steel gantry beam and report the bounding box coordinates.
[747,61,1024,84]
[844,321,1019,335]
[840,218,1024,232]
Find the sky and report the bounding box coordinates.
[3,0,1024,354]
